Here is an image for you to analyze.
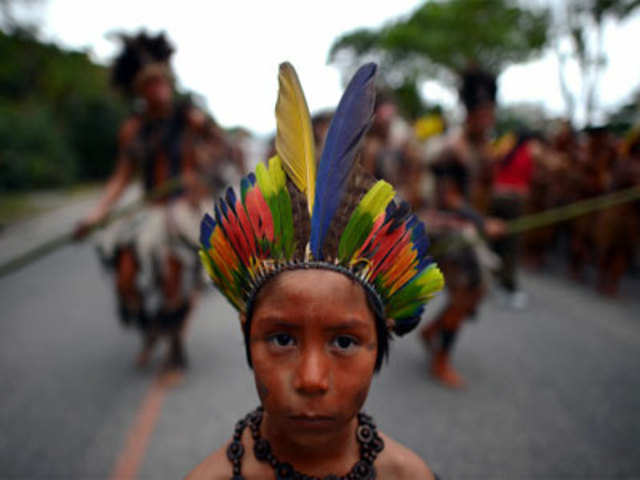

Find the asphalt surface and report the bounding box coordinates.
[1,239,639,479]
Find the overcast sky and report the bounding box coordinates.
[36,0,640,135]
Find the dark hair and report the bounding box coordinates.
[459,68,497,111]
[431,154,469,195]
[242,270,391,372]
[111,30,174,94]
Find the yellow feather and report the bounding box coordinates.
[275,62,316,214]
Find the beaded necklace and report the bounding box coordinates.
[226,407,384,480]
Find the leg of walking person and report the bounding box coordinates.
[160,253,190,370]
[116,246,157,367]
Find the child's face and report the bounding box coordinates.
[248,269,378,446]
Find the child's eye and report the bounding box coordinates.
[331,335,359,351]
[268,333,296,348]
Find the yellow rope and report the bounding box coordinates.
[1,183,639,278]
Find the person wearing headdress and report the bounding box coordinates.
[418,68,505,388]
[187,63,444,480]
[75,31,241,370]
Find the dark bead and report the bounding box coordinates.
[226,440,245,461]
[356,425,373,444]
[253,438,271,461]
[371,436,384,453]
[353,460,373,479]
[248,410,260,425]
[276,462,295,480]
[358,412,373,425]
[231,476,244,480]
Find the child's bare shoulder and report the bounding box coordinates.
[184,442,230,480]
[375,431,436,480]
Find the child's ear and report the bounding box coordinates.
[385,318,395,331]
[240,313,247,327]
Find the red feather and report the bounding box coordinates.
[368,226,408,280]
[235,199,257,258]
[244,185,275,252]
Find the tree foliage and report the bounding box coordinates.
[0,30,128,190]
[329,0,550,87]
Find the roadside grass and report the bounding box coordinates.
[0,192,42,225]
[0,183,101,228]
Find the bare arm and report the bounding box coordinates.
[74,118,139,238]
[85,156,134,224]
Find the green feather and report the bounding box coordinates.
[199,250,243,311]
[338,180,395,262]
[387,265,443,314]
[269,156,295,259]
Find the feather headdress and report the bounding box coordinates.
[199,62,443,336]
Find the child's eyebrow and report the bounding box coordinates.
[260,319,302,330]
[325,319,370,332]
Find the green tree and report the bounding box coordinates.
[329,0,549,108]
[0,30,127,190]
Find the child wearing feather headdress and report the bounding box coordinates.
[187,63,443,480]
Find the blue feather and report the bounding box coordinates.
[388,201,410,232]
[310,63,377,259]
[416,256,434,271]
[200,213,216,248]
[220,198,230,219]
[226,187,237,213]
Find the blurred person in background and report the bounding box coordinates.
[361,90,424,206]
[361,90,399,180]
[594,126,640,295]
[523,120,576,269]
[489,130,537,309]
[74,31,240,371]
[419,68,505,388]
[568,125,617,282]
[311,109,333,158]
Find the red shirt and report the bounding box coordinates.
[494,142,533,195]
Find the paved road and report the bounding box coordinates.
[1,239,639,479]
